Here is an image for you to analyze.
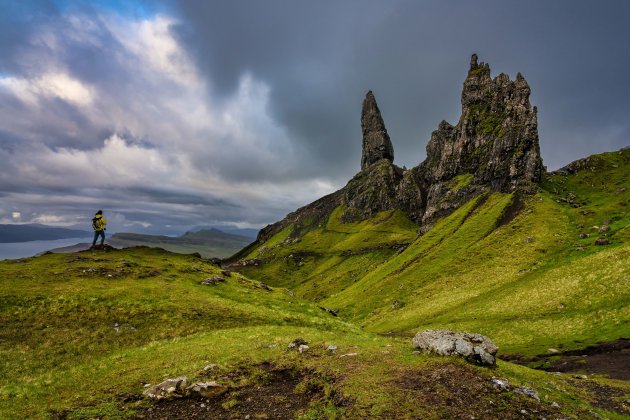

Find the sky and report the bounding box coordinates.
[1,0,628,235]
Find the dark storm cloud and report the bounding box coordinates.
[172,0,630,174]
[1,0,629,234]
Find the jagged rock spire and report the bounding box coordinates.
[361,91,394,170]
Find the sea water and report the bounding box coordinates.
[0,238,91,260]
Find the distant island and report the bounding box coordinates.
[0,224,89,243]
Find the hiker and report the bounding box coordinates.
[91,210,107,247]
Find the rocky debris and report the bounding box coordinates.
[514,386,540,401]
[187,381,226,398]
[298,344,309,353]
[339,352,358,358]
[412,329,498,366]
[327,344,338,353]
[598,225,610,233]
[201,275,225,286]
[361,91,394,170]
[143,376,227,401]
[595,238,610,246]
[579,233,589,239]
[259,282,272,291]
[288,337,308,350]
[220,270,232,277]
[144,377,189,400]
[391,300,402,309]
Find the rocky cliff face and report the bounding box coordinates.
[248,55,544,245]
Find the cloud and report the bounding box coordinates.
[0,72,94,106]
[1,1,629,235]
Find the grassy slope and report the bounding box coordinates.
[239,207,418,301]
[1,246,627,419]
[0,247,356,417]
[243,149,630,356]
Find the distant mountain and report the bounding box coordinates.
[189,225,259,239]
[0,224,89,243]
[45,228,252,259]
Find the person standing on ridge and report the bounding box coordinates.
[91,210,107,248]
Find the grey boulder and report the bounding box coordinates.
[412,329,498,366]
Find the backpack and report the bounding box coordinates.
[92,217,101,231]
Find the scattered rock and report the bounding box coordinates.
[551,402,560,408]
[412,329,499,366]
[298,344,309,353]
[573,374,588,379]
[327,344,337,353]
[288,337,308,350]
[201,276,225,286]
[259,282,272,291]
[143,377,189,400]
[491,377,510,391]
[220,270,232,277]
[514,386,540,401]
[391,300,402,309]
[339,353,358,358]
[598,225,610,233]
[594,238,609,246]
[187,381,226,398]
[547,348,560,354]
[579,233,588,239]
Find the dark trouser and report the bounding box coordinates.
[92,230,105,246]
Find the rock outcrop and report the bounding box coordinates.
[412,329,499,366]
[231,54,544,256]
[361,91,395,170]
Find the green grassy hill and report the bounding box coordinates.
[238,148,630,357]
[1,150,628,419]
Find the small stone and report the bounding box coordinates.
[298,344,309,353]
[598,225,610,233]
[339,352,358,358]
[579,233,588,239]
[573,374,588,379]
[547,348,560,354]
[594,238,609,246]
[514,386,540,401]
[412,350,421,355]
[491,377,510,391]
[288,337,308,350]
[201,276,225,286]
[203,364,218,372]
[327,345,338,352]
[551,402,560,408]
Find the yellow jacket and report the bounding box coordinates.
[93,214,107,231]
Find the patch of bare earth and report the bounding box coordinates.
[570,379,630,416]
[501,339,630,380]
[390,363,561,419]
[135,364,326,420]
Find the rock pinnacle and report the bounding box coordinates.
[361,91,394,170]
